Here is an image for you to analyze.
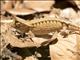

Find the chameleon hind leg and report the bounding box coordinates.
[60,26,70,38]
[41,31,59,46]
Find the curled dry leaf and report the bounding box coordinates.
[3,1,36,15]
[24,1,54,12]
[3,0,54,15]
[50,34,79,60]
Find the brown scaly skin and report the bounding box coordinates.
[13,16,80,36]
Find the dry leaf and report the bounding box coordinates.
[50,34,78,60]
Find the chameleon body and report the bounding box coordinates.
[13,16,80,36]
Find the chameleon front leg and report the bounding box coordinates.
[26,30,35,42]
